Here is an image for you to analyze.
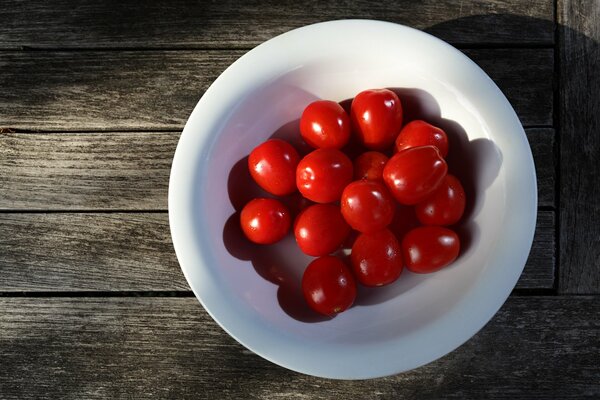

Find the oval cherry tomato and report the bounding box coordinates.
[383,145,448,205]
[300,100,351,149]
[296,148,353,203]
[248,139,300,196]
[353,151,388,181]
[294,204,351,256]
[240,198,291,244]
[350,229,403,287]
[415,174,466,226]
[302,256,356,316]
[341,180,395,233]
[401,226,460,273]
[395,120,449,158]
[350,89,403,150]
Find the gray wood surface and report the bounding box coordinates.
[524,211,555,289]
[0,0,553,49]
[0,213,188,291]
[527,128,556,208]
[0,296,597,399]
[0,211,554,292]
[2,0,597,396]
[0,129,554,210]
[558,0,600,294]
[0,49,552,131]
[0,132,178,210]
[0,51,229,131]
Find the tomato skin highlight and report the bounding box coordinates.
[395,120,449,158]
[302,256,357,316]
[248,139,300,196]
[300,100,351,149]
[294,204,351,256]
[353,151,388,181]
[296,148,353,203]
[415,174,466,226]
[240,198,291,245]
[401,226,460,273]
[351,229,403,287]
[383,145,448,205]
[341,180,395,234]
[350,89,403,150]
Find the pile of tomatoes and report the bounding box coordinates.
[239,89,466,317]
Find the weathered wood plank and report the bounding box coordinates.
[0,51,227,131]
[0,213,188,291]
[0,132,178,210]
[558,0,600,293]
[522,211,555,289]
[0,296,597,399]
[0,129,554,210]
[0,49,553,131]
[0,0,554,49]
[0,211,554,291]
[461,49,554,127]
[526,128,555,208]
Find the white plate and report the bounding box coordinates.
[169,20,537,379]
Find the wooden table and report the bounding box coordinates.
[1,1,598,398]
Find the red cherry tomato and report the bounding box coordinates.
[383,145,448,205]
[294,204,350,256]
[351,229,403,287]
[240,198,291,244]
[248,139,300,196]
[300,100,351,149]
[353,151,388,181]
[341,180,395,233]
[350,89,403,150]
[296,148,353,203]
[401,226,460,273]
[395,120,449,158]
[302,256,356,316]
[415,174,466,226]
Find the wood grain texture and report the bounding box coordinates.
[0,51,229,131]
[0,132,178,210]
[0,129,554,210]
[523,211,555,289]
[527,128,556,208]
[0,49,553,131]
[0,296,597,399]
[0,211,554,292]
[558,0,600,293]
[0,0,554,49]
[463,49,554,127]
[0,213,188,291]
